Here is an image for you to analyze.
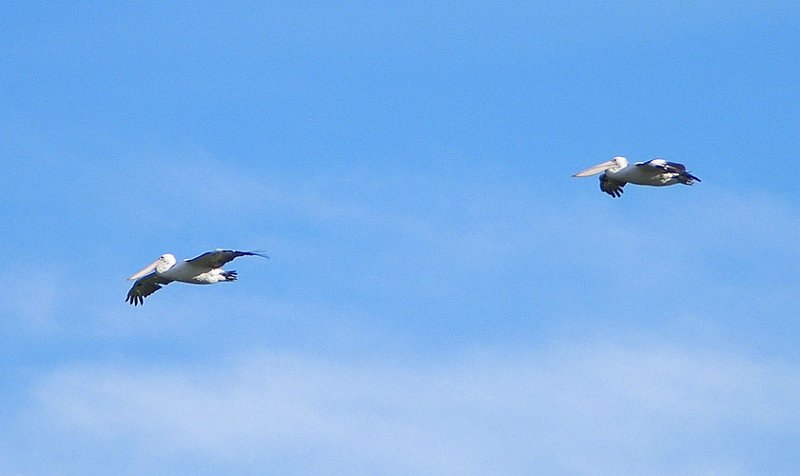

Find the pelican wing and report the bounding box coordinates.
[126,273,172,306]
[186,249,268,269]
[662,161,701,183]
[635,159,682,172]
[600,173,625,197]
[636,159,701,184]
[662,161,687,173]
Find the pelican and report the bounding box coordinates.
[573,156,701,197]
[125,249,267,306]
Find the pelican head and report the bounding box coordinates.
[573,156,629,177]
[128,253,177,280]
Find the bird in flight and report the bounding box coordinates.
[573,156,701,197]
[126,249,267,306]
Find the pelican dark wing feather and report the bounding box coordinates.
[636,159,701,184]
[663,161,701,183]
[636,159,683,172]
[599,173,625,197]
[186,249,268,268]
[662,161,687,173]
[126,273,172,306]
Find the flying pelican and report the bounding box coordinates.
[573,156,701,197]
[125,249,267,306]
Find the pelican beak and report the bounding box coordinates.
[572,160,617,177]
[128,259,159,280]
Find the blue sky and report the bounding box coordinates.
[1,2,799,475]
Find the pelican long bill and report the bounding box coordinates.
[128,260,159,281]
[572,159,617,177]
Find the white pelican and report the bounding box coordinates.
[126,249,267,306]
[573,156,701,197]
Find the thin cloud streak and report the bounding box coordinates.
[22,340,800,476]
[5,157,798,348]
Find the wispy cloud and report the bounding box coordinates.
[18,340,800,476]
[8,155,797,346]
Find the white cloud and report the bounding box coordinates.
[24,340,800,476]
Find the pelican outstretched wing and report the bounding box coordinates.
[636,159,701,184]
[186,249,268,269]
[600,173,625,197]
[126,273,172,306]
[661,161,701,183]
